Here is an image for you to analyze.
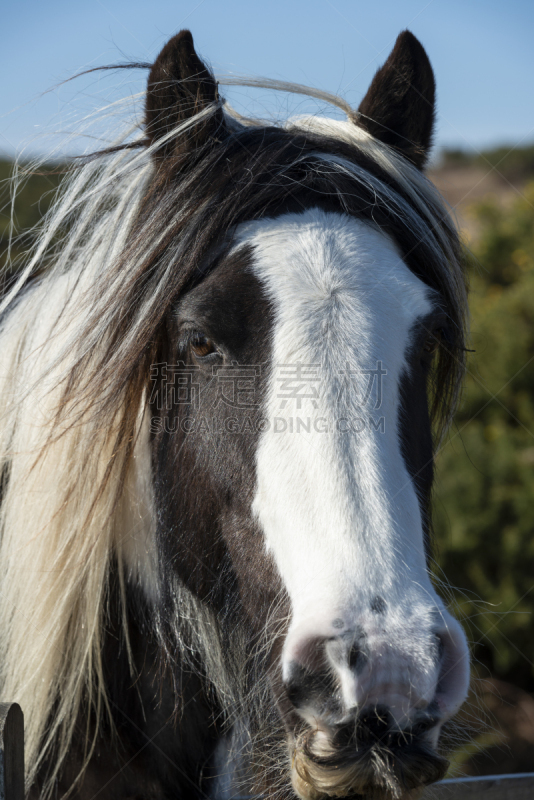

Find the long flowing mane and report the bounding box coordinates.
[0,57,467,796]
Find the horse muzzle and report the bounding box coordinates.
[289,712,448,800]
[281,608,469,799]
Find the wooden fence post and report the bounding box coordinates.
[0,704,24,800]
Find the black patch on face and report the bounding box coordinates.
[398,310,446,558]
[151,245,284,631]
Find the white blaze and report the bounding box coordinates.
[237,209,465,719]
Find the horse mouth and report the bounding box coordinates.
[289,719,448,800]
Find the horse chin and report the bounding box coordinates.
[289,726,448,800]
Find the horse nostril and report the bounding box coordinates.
[324,628,368,674]
[433,625,470,719]
[283,661,336,711]
[284,663,308,709]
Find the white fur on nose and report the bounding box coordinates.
[282,604,469,730]
[239,208,469,728]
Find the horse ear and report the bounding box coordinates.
[356,31,435,169]
[145,30,226,161]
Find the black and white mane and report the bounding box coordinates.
[0,30,469,800]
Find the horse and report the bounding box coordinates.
[0,28,470,800]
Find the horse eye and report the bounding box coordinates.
[423,337,439,354]
[423,330,442,355]
[190,332,217,358]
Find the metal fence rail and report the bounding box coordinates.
[0,703,532,800]
[424,772,534,799]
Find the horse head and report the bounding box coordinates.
[144,30,469,800]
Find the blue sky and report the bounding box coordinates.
[1,0,533,159]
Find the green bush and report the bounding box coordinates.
[439,143,534,183]
[434,183,534,692]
